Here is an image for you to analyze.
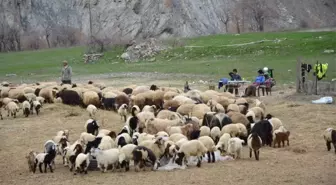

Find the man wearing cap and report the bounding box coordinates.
[61,60,72,85]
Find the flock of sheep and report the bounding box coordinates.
[0,80,335,175]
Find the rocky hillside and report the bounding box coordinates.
[1,0,335,51]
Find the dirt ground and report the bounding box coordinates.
[0,78,335,185]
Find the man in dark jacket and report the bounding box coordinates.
[61,60,72,85]
[229,69,242,81]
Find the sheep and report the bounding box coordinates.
[5,101,19,118]
[210,126,221,144]
[90,148,120,172]
[101,97,116,111]
[175,140,208,167]
[175,138,189,148]
[74,153,90,175]
[173,95,196,105]
[273,131,290,148]
[86,104,98,118]
[43,140,57,170]
[226,111,249,126]
[272,125,288,141]
[163,100,180,111]
[131,105,141,115]
[163,91,179,101]
[191,104,211,119]
[56,130,70,140]
[85,119,99,136]
[123,87,133,95]
[57,136,70,165]
[26,150,36,173]
[142,105,156,113]
[132,86,150,95]
[176,103,195,116]
[267,116,284,132]
[221,124,240,137]
[80,132,96,145]
[118,103,128,122]
[68,144,84,171]
[216,133,231,154]
[24,93,37,102]
[249,107,265,122]
[202,112,232,129]
[39,87,57,103]
[138,136,166,160]
[8,88,27,102]
[145,118,184,134]
[132,146,159,172]
[227,137,245,159]
[83,91,101,108]
[165,123,194,137]
[116,133,132,147]
[255,99,266,112]
[22,100,31,117]
[156,110,183,120]
[227,104,240,113]
[115,94,130,109]
[33,152,54,173]
[169,133,188,143]
[198,136,216,163]
[155,131,169,138]
[55,89,83,106]
[323,128,336,153]
[207,99,225,113]
[133,133,155,145]
[248,133,262,160]
[125,117,139,136]
[251,120,273,147]
[136,111,155,132]
[32,100,41,115]
[118,144,137,171]
[200,126,211,137]
[98,135,116,150]
[98,129,116,138]
[246,110,256,124]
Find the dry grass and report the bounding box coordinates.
[0,82,335,185]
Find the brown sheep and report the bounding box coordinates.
[227,111,249,126]
[273,131,290,148]
[115,94,130,109]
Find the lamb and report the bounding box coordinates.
[22,100,31,117]
[118,103,128,122]
[198,136,217,163]
[57,136,70,165]
[227,137,245,159]
[125,109,139,135]
[216,133,231,153]
[323,128,336,153]
[85,119,99,135]
[116,133,132,147]
[32,100,42,115]
[273,131,290,148]
[210,126,221,144]
[5,101,19,118]
[74,153,90,175]
[33,152,54,173]
[175,140,208,167]
[248,133,262,160]
[90,148,120,172]
[132,146,159,172]
[68,144,84,171]
[44,140,57,167]
[26,150,36,173]
[118,144,137,171]
[86,104,98,118]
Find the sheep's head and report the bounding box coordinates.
[154,137,165,147]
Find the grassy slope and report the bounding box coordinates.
[0,31,335,84]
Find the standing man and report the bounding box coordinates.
[61,60,72,85]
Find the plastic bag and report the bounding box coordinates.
[312,96,333,104]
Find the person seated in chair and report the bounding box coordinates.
[252,69,266,86]
[229,69,242,81]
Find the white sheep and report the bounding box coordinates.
[134,133,155,145]
[146,118,184,134]
[98,129,112,136]
[24,93,37,102]
[5,101,20,118]
[215,133,231,153]
[210,126,221,144]
[138,137,166,160]
[169,133,188,143]
[118,103,128,122]
[90,148,120,172]
[175,138,189,148]
[74,153,90,175]
[31,100,42,115]
[227,137,245,159]
[227,104,240,113]
[268,117,284,132]
[221,124,240,137]
[155,131,169,138]
[98,135,117,150]
[36,96,45,105]
[118,144,137,171]
[86,104,98,118]
[22,100,31,117]
[79,132,96,145]
[200,126,211,137]
[142,105,156,113]
[131,105,141,115]
[175,140,208,167]
[198,136,217,163]
[33,152,54,173]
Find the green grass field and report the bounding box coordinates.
[0,31,335,84]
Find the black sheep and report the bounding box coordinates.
[251,120,273,147]
[101,97,116,111]
[86,119,99,136]
[56,89,83,106]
